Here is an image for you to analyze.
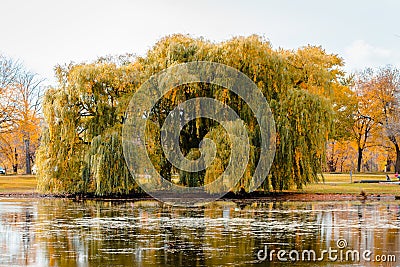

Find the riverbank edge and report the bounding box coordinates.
[0,191,396,202]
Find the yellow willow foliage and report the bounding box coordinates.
[179,148,205,187]
[36,34,342,195]
[203,121,256,193]
[86,125,138,196]
[267,89,333,190]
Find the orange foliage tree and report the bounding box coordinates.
[0,54,43,174]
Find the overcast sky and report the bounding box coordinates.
[1,0,400,85]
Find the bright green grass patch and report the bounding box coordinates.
[0,175,37,193]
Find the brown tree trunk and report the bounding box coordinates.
[395,144,400,173]
[327,141,336,172]
[386,158,392,172]
[13,148,18,173]
[357,147,363,172]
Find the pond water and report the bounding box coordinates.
[0,198,400,266]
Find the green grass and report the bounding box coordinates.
[320,173,391,183]
[0,173,398,196]
[299,173,400,196]
[0,175,37,193]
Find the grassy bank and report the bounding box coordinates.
[298,173,400,196]
[0,173,399,197]
[0,175,37,193]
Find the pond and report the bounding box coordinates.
[0,198,399,266]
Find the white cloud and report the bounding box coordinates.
[344,40,400,71]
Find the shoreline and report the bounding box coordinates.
[0,191,396,202]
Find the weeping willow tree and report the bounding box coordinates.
[36,60,144,195]
[36,34,344,195]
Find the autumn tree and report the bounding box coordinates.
[0,54,43,173]
[326,140,357,172]
[36,61,142,194]
[0,54,20,130]
[36,34,343,195]
[281,45,361,176]
[351,95,378,172]
[356,66,400,172]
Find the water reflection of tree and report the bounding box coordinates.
[0,203,36,266]
[3,199,400,266]
[22,209,33,265]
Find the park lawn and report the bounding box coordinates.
[0,175,37,193]
[300,182,400,196]
[319,173,392,183]
[298,173,400,196]
[0,173,399,196]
